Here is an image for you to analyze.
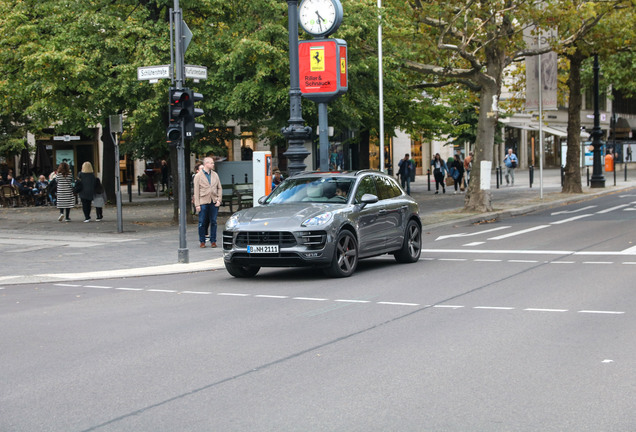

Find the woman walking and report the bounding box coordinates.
[78,162,96,222]
[56,162,74,222]
[430,153,448,194]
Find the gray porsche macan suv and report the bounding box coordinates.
[222,170,422,278]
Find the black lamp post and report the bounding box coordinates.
[282,0,311,176]
[590,54,605,188]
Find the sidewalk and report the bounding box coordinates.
[1,168,634,285]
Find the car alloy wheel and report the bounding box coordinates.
[394,219,421,263]
[325,230,358,277]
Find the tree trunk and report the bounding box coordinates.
[464,80,499,212]
[563,50,585,193]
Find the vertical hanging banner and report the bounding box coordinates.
[299,39,348,102]
[524,27,558,111]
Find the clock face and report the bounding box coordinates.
[299,0,341,37]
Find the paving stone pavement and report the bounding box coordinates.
[1,168,634,285]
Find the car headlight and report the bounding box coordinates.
[225,213,240,229]
[302,212,333,227]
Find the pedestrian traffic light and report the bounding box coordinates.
[166,87,188,146]
[184,91,204,140]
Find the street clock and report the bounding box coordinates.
[298,0,343,37]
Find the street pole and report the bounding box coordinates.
[173,0,189,262]
[109,114,124,233]
[318,102,329,170]
[378,0,385,173]
[590,54,605,188]
[282,0,311,176]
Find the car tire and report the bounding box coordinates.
[394,219,421,263]
[324,230,358,278]
[225,262,260,278]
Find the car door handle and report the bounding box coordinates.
[378,209,388,215]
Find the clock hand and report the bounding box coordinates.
[315,11,324,30]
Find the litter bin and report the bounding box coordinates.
[604,153,614,172]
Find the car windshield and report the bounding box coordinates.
[266,176,355,204]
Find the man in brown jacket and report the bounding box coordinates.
[193,157,223,248]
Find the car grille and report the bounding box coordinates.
[234,231,297,248]
[223,230,327,250]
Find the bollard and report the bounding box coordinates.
[427,169,431,191]
[231,174,235,184]
[499,166,503,186]
[586,167,590,186]
[127,181,132,203]
[245,173,249,183]
[614,163,616,186]
[529,165,534,188]
[137,175,141,195]
[625,163,628,182]
[496,166,500,189]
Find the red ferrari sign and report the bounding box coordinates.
[299,39,348,102]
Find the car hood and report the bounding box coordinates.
[229,203,342,230]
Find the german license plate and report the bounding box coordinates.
[247,245,279,253]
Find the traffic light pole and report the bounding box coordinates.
[172,1,189,263]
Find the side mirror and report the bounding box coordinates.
[358,193,379,209]
[257,196,268,205]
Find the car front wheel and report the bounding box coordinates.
[225,262,260,278]
[394,219,421,263]
[324,230,358,278]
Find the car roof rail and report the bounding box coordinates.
[353,169,380,176]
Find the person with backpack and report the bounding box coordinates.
[503,148,518,186]
[398,153,415,194]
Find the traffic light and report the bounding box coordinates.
[166,87,188,146]
[184,91,204,139]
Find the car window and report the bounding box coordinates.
[266,177,354,204]
[354,175,378,204]
[374,175,402,200]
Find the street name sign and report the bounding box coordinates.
[185,65,208,80]
[137,65,171,81]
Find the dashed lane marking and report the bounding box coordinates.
[38,283,628,316]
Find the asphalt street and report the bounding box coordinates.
[1,191,635,431]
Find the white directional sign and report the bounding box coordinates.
[185,65,208,80]
[137,65,171,81]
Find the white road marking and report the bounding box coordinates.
[84,285,112,289]
[147,289,177,293]
[623,262,636,265]
[116,288,143,291]
[434,305,464,309]
[578,310,625,315]
[583,261,614,265]
[420,249,636,256]
[474,306,515,310]
[181,291,212,295]
[219,293,250,297]
[550,261,575,264]
[475,259,502,262]
[292,297,328,301]
[438,258,467,261]
[463,242,485,246]
[255,295,289,299]
[524,308,568,312]
[551,205,597,215]
[508,259,539,263]
[436,226,510,241]
[620,245,636,255]
[596,204,630,214]
[488,225,550,240]
[335,299,371,303]
[551,214,594,224]
[54,283,82,287]
[377,302,420,306]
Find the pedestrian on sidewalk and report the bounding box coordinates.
[55,162,74,222]
[451,156,465,194]
[193,157,222,248]
[161,160,169,192]
[464,152,473,186]
[92,177,106,221]
[430,153,448,194]
[398,153,415,194]
[78,162,96,222]
[504,148,518,186]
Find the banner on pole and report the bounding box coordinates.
[524,27,558,111]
